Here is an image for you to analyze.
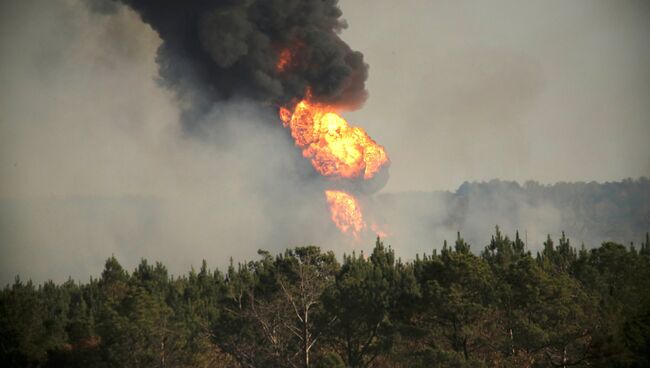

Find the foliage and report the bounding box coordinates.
[1,232,649,367]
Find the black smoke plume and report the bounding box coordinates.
[113,0,369,127]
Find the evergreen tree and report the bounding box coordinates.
[2,232,650,367]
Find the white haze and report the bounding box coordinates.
[340,0,650,191]
[1,0,648,283]
[0,0,355,283]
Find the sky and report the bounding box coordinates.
[339,0,650,191]
[0,0,648,283]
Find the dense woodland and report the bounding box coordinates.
[377,177,650,246]
[2,230,650,367]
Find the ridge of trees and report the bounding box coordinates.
[377,177,650,246]
[1,230,650,367]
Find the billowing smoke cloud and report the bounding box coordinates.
[113,0,369,129]
[0,0,364,284]
[3,0,645,285]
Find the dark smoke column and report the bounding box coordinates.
[114,0,369,126]
[115,0,389,240]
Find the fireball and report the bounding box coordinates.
[324,190,365,239]
[280,95,390,240]
[279,99,389,180]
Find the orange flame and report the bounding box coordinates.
[279,99,389,179]
[325,190,365,239]
[279,91,389,240]
[371,223,391,238]
[276,48,292,72]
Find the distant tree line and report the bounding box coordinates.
[455,178,650,243]
[377,177,650,246]
[1,230,650,367]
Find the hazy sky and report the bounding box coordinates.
[0,0,648,283]
[340,0,650,191]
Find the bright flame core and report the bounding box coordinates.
[325,190,365,239]
[280,95,389,240]
[279,99,389,180]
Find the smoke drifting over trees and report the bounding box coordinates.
[372,178,650,256]
[0,0,648,296]
[0,1,649,365]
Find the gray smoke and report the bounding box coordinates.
[1,0,648,284]
[0,0,362,284]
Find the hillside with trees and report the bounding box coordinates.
[2,230,650,367]
[375,177,650,249]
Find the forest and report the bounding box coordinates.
[1,230,649,367]
[375,177,650,247]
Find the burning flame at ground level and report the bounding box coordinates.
[324,190,365,239]
[279,95,390,240]
[279,99,389,180]
[324,190,391,240]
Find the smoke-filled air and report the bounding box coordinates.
[1,0,649,366]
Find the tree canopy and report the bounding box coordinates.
[1,231,649,367]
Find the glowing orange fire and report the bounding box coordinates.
[325,190,365,239]
[279,99,389,180]
[276,48,292,72]
[371,223,391,238]
[279,94,390,239]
